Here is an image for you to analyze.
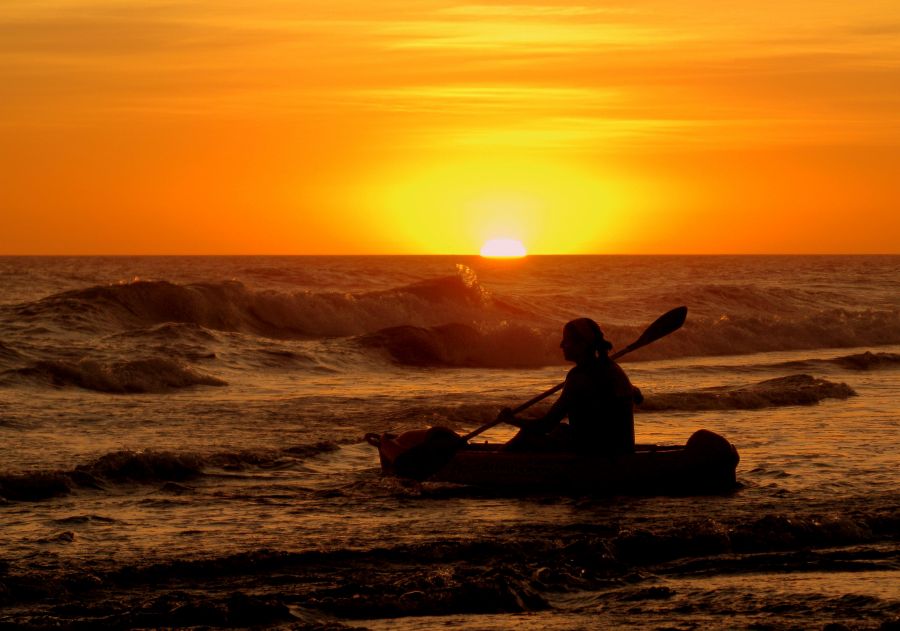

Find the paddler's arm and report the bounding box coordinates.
[499,382,571,432]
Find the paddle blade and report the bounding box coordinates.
[613,306,687,359]
[383,426,462,480]
[636,305,687,345]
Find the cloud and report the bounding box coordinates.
[1,0,898,147]
[380,15,675,52]
[437,4,635,18]
[353,85,621,114]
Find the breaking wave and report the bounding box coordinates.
[1,357,227,393]
[771,351,900,372]
[359,322,557,368]
[6,265,507,339]
[358,315,900,368]
[110,321,220,343]
[640,375,857,412]
[0,442,340,502]
[3,268,899,369]
[607,308,900,362]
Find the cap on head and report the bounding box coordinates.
[564,318,613,354]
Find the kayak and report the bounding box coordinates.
[366,428,740,495]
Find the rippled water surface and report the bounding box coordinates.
[1,255,898,629]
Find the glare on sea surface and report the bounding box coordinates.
[480,238,527,258]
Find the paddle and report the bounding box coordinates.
[390,306,688,479]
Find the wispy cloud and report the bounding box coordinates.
[2,0,899,253]
[381,17,673,52]
[438,5,634,18]
[354,85,621,114]
[1,0,898,146]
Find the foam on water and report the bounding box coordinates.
[639,374,857,412]
[0,441,342,502]
[4,266,499,339]
[1,357,227,393]
[1,255,898,630]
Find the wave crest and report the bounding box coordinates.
[0,442,341,502]
[774,351,900,372]
[621,309,900,361]
[640,374,856,412]
[5,269,900,363]
[359,322,556,368]
[2,357,226,393]
[12,266,503,339]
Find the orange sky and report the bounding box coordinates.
[1,0,898,254]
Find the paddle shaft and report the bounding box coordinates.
[460,306,687,443]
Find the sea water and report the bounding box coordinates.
[0,255,898,629]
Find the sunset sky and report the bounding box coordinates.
[1,0,898,254]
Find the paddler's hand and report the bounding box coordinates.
[632,386,644,405]
[497,407,522,427]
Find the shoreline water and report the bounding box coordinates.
[1,255,899,629]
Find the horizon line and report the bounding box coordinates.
[1,252,898,257]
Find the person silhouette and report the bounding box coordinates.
[502,318,639,456]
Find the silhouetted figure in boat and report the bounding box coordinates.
[503,318,640,456]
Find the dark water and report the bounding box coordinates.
[1,255,899,630]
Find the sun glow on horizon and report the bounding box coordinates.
[363,156,636,254]
[1,1,898,254]
[480,238,527,258]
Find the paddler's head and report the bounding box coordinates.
[561,318,612,364]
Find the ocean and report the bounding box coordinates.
[0,255,898,630]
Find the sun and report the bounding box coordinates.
[480,238,527,258]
